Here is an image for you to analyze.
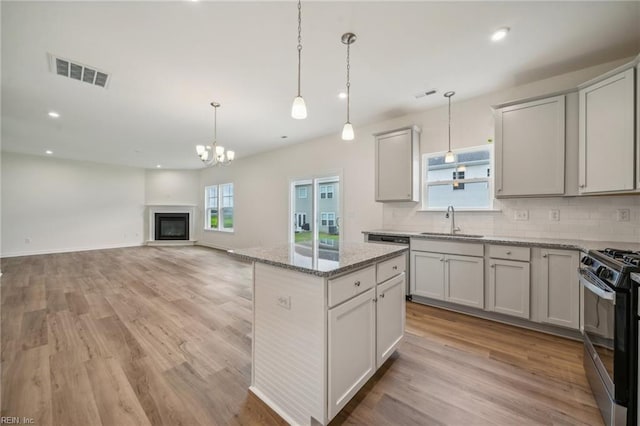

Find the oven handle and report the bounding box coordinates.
[578,270,615,301]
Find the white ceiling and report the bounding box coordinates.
[2,1,639,169]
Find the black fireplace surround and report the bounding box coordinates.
[155,213,189,241]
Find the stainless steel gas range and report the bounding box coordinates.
[580,248,639,426]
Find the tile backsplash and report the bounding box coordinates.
[383,195,640,243]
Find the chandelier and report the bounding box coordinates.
[196,102,235,166]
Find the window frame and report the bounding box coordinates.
[422,145,494,211]
[204,182,234,232]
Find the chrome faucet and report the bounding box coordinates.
[445,205,461,235]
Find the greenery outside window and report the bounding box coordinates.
[423,145,493,209]
[205,183,234,231]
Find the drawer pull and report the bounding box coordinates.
[392,265,398,270]
[354,281,361,287]
[490,264,495,268]
[440,258,445,262]
[506,251,512,255]
[380,293,385,299]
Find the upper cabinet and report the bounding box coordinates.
[374,126,420,202]
[494,95,567,197]
[578,67,636,194]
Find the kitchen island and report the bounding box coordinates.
[229,242,408,426]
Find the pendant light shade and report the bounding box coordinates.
[341,122,354,141]
[291,0,307,119]
[341,32,357,141]
[444,91,456,163]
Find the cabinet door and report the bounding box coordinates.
[411,251,445,300]
[376,273,405,368]
[579,68,635,193]
[539,249,579,329]
[328,288,376,420]
[488,259,530,319]
[375,128,417,202]
[445,255,484,309]
[495,95,565,197]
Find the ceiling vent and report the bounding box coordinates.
[49,54,110,88]
[414,89,437,99]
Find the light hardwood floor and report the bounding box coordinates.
[1,246,603,425]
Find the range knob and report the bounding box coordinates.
[598,268,613,281]
[581,256,593,266]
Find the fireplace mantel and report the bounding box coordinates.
[146,205,197,246]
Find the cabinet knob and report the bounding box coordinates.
[354,281,361,287]
[490,264,495,268]
[392,265,398,270]
[440,258,445,262]
[542,254,548,258]
[579,184,585,188]
[380,293,385,299]
[506,251,512,255]
[497,189,502,192]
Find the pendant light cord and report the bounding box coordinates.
[213,104,217,146]
[346,42,351,122]
[297,0,302,97]
[447,94,451,151]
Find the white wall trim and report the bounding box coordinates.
[1,242,144,259]
[195,241,233,252]
[148,205,196,242]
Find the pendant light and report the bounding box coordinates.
[291,0,307,119]
[196,102,235,167]
[444,91,456,163]
[341,33,357,141]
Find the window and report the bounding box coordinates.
[423,145,493,209]
[297,187,308,199]
[205,183,234,231]
[320,184,334,199]
[321,212,335,226]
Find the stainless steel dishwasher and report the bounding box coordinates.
[366,233,411,297]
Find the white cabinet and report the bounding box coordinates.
[376,273,406,367]
[446,255,485,309]
[495,95,566,197]
[411,251,445,299]
[328,288,376,420]
[578,67,635,193]
[488,258,530,319]
[538,249,579,329]
[411,249,484,309]
[374,126,420,202]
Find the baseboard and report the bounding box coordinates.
[196,241,233,252]
[146,240,197,247]
[0,242,144,258]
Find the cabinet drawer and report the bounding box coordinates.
[488,245,530,262]
[411,239,483,257]
[377,253,406,284]
[328,266,376,308]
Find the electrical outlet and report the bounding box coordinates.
[514,210,529,221]
[277,295,291,310]
[617,209,630,222]
[549,209,560,221]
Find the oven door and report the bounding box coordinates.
[580,269,616,396]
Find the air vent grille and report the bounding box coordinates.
[51,55,110,88]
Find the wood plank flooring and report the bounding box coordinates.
[1,246,603,425]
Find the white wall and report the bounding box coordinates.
[1,152,146,257]
[199,56,640,249]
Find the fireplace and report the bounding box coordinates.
[154,213,189,241]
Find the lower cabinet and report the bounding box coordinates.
[328,269,406,421]
[376,273,406,367]
[411,251,484,308]
[487,258,531,319]
[328,288,376,420]
[538,249,579,329]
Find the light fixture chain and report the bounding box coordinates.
[346,42,351,122]
[297,0,302,97]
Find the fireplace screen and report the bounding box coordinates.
[155,213,189,240]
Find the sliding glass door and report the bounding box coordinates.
[290,176,340,252]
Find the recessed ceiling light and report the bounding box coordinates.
[281,135,288,139]
[48,111,60,118]
[491,27,510,42]
[156,164,162,168]
[338,92,348,99]
[45,150,53,155]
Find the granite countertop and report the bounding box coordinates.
[228,242,408,277]
[363,229,640,252]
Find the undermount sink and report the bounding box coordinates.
[420,232,484,239]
